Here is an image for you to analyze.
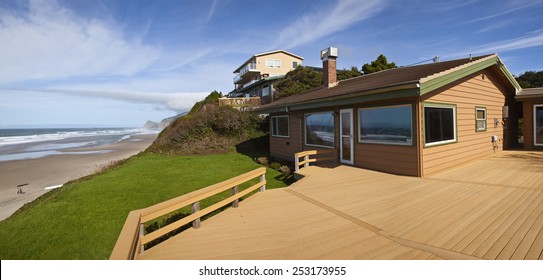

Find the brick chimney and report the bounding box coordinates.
[321,47,338,88]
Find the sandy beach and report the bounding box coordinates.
[0,134,158,221]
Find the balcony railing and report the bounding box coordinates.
[233,62,257,83]
[218,97,260,110]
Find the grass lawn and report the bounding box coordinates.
[0,152,290,259]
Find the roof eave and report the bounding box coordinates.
[256,83,419,114]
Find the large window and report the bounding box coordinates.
[476,107,487,132]
[424,104,457,146]
[271,116,289,138]
[305,112,334,148]
[535,105,543,146]
[266,59,281,68]
[358,105,413,145]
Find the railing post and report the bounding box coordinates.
[294,154,300,172]
[192,202,201,229]
[231,186,239,208]
[304,155,309,168]
[139,223,145,255]
[259,173,266,192]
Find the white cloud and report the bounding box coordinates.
[0,0,159,84]
[12,88,210,112]
[274,0,386,49]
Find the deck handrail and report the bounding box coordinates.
[294,149,337,171]
[110,167,267,260]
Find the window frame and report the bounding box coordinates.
[271,115,290,138]
[534,104,543,146]
[265,59,281,68]
[357,104,414,146]
[475,106,487,132]
[304,111,335,148]
[262,85,270,97]
[423,102,458,147]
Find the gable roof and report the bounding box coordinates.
[234,50,304,73]
[257,54,521,113]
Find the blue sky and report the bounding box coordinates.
[1,0,542,128]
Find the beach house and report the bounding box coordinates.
[256,48,536,177]
[227,50,304,105]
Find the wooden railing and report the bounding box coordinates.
[110,167,267,260]
[294,149,337,172]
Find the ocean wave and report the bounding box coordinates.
[0,128,158,147]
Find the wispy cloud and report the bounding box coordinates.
[0,0,159,85]
[464,2,539,24]
[432,0,479,12]
[450,30,543,56]
[274,0,386,49]
[206,0,219,23]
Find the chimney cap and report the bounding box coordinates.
[321,47,338,60]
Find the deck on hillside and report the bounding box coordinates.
[138,151,543,260]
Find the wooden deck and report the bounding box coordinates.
[138,151,543,260]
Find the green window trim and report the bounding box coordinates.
[422,102,458,148]
[475,106,487,132]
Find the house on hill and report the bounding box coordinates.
[227,50,304,105]
[257,47,534,177]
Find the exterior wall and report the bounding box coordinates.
[353,100,420,177]
[255,52,302,76]
[269,98,420,176]
[269,112,303,161]
[420,70,510,176]
[522,99,543,150]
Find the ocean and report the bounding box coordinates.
[0,128,159,162]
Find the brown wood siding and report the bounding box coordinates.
[421,70,509,176]
[269,113,303,161]
[354,144,418,176]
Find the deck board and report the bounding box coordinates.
[137,151,543,260]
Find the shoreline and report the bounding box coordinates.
[0,133,158,221]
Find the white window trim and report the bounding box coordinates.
[534,105,543,146]
[475,107,487,132]
[271,115,290,138]
[423,103,457,147]
[358,104,413,146]
[304,111,335,148]
[265,59,281,68]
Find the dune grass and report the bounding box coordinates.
[0,152,290,260]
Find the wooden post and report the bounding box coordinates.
[139,223,145,254]
[304,155,309,168]
[294,155,300,172]
[259,173,266,192]
[192,202,201,229]
[231,186,239,208]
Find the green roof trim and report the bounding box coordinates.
[419,56,496,95]
[258,88,419,113]
[419,55,521,95]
